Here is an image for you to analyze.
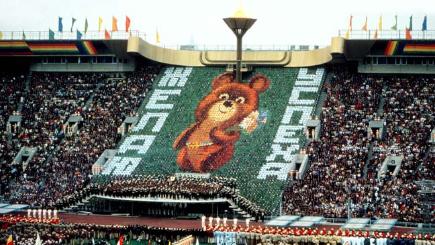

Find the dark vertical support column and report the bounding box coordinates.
[236,35,242,82]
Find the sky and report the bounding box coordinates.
[0,0,433,47]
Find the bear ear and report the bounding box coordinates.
[249,74,270,93]
[212,72,234,90]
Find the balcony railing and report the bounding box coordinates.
[338,29,435,40]
[0,30,323,51]
[0,30,146,40]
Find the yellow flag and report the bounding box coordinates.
[0,31,3,39]
[112,16,118,32]
[378,16,383,31]
[156,29,160,44]
[98,17,103,32]
[345,30,350,39]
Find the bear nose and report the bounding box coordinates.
[223,100,233,108]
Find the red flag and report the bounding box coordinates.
[126,16,131,32]
[117,235,124,245]
[105,29,111,39]
[405,28,412,40]
[6,235,13,245]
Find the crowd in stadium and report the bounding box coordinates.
[283,68,434,223]
[0,67,160,207]
[0,73,27,197]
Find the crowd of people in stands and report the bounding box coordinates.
[283,67,434,223]
[0,73,26,197]
[1,67,160,208]
[284,68,383,219]
[368,75,434,222]
[7,73,104,206]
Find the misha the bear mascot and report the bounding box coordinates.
[173,72,270,173]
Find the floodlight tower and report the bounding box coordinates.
[223,6,256,82]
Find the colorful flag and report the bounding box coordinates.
[405,28,412,40]
[58,17,63,32]
[378,16,382,31]
[117,235,124,245]
[422,16,427,31]
[391,15,398,30]
[105,29,111,39]
[126,16,131,32]
[349,15,353,31]
[77,30,82,40]
[71,18,76,32]
[84,18,89,34]
[49,29,55,40]
[362,16,368,31]
[112,16,118,32]
[98,17,103,32]
[373,29,378,39]
[6,235,13,245]
[156,29,160,44]
[409,15,413,30]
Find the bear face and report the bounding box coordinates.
[195,72,270,130]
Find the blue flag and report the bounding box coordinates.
[58,17,63,32]
[71,17,76,32]
[409,15,413,31]
[49,29,55,40]
[422,16,427,31]
[76,30,82,40]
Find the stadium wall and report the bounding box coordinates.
[127,37,343,67]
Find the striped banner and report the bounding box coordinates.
[0,41,102,55]
[28,43,79,53]
[384,41,399,56]
[403,43,435,54]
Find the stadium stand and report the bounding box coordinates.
[283,67,434,223]
[0,72,27,198]
[2,67,161,208]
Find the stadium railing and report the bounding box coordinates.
[0,30,323,51]
[338,29,435,40]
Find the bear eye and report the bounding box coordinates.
[235,97,245,104]
[219,93,230,100]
